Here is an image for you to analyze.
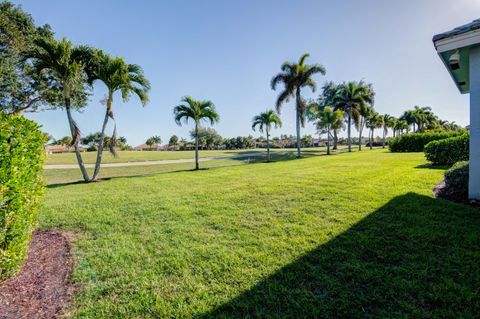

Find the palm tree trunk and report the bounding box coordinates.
[369,128,373,150]
[266,128,270,162]
[333,130,338,150]
[327,124,331,155]
[91,97,112,181]
[195,123,199,170]
[347,108,352,152]
[295,92,301,158]
[382,127,386,148]
[65,98,89,182]
[358,118,363,151]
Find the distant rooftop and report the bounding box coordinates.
[433,19,480,42]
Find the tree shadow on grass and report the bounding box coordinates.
[199,193,480,318]
[415,164,450,170]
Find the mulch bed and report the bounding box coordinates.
[433,179,480,207]
[0,230,75,319]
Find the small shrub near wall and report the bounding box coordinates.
[424,134,469,166]
[442,161,469,200]
[0,113,45,281]
[389,131,463,152]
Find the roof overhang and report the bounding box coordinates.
[433,19,480,94]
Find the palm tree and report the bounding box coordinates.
[146,136,161,150]
[355,103,373,151]
[29,37,93,181]
[251,109,282,162]
[89,50,150,181]
[333,81,374,152]
[173,96,219,170]
[365,111,382,149]
[315,106,344,155]
[381,114,395,148]
[271,53,326,158]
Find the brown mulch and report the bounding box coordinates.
[0,230,75,319]
[433,179,480,207]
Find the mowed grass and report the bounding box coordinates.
[45,148,266,165]
[43,151,322,185]
[44,146,349,165]
[39,149,480,318]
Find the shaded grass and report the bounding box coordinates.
[38,149,479,318]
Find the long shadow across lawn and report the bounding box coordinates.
[200,193,480,318]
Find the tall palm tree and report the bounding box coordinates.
[316,82,342,150]
[333,81,374,152]
[355,103,373,151]
[251,109,282,162]
[173,96,219,170]
[89,50,150,181]
[29,37,93,181]
[365,111,382,150]
[315,106,344,155]
[381,114,395,148]
[271,53,326,158]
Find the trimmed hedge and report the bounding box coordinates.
[389,131,463,152]
[443,161,469,200]
[0,113,45,281]
[424,134,469,166]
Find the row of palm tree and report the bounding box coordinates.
[28,37,150,181]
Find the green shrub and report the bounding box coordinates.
[424,134,469,165]
[389,131,463,152]
[443,161,469,200]
[0,113,45,281]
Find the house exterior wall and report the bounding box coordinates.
[469,46,480,199]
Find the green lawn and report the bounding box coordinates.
[44,146,349,165]
[45,148,266,165]
[39,149,480,318]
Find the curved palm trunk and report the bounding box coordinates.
[195,122,199,170]
[333,130,338,150]
[91,96,112,181]
[327,124,331,155]
[266,127,270,162]
[295,92,302,158]
[347,108,352,152]
[65,98,89,182]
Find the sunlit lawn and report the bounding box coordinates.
[39,149,480,318]
[44,146,350,165]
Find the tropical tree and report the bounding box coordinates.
[146,135,161,150]
[28,37,94,181]
[333,81,374,152]
[365,111,382,149]
[88,50,150,181]
[355,103,373,151]
[315,106,344,155]
[173,96,219,170]
[316,82,342,149]
[169,135,179,148]
[381,114,395,148]
[251,109,282,161]
[271,53,326,157]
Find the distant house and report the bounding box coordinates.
[134,143,165,151]
[45,144,78,154]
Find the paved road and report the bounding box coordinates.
[44,152,271,169]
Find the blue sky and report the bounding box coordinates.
[15,0,479,146]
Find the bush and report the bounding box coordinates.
[424,134,469,165]
[0,114,45,281]
[442,161,469,200]
[389,131,463,152]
